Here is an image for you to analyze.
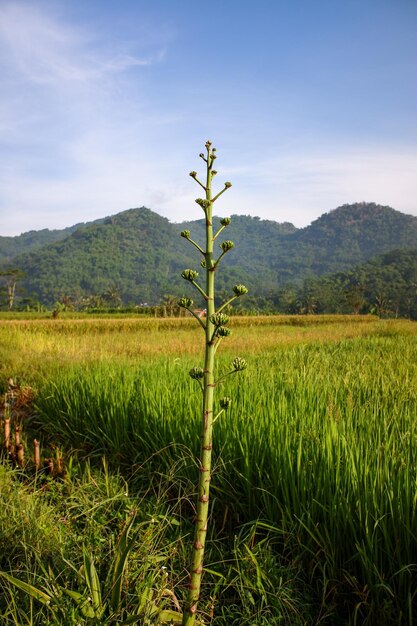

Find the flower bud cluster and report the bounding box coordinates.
[220,397,231,409]
[178,297,193,309]
[209,312,229,327]
[224,181,232,188]
[217,326,231,337]
[189,366,204,380]
[220,217,231,226]
[181,269,199,281]
[232,357,248,372]
[220,240,234,252]
[233,284,248,297]
[195,198,211,210]
[181,230,191,239]
[189,171,197,178]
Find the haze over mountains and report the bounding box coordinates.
[1,202,417,309]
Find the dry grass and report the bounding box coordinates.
[2,315,415,382]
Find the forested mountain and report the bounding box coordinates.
[182,203,417,285]
[2,209,194,306]
[288,203,417,274]
[0,217,104,264]
[1,202,417,308]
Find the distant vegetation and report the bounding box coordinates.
[1,202,417,317]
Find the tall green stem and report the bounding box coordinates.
[180,142,247,626]
[183,143,215,625]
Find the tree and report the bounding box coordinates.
[0,269,25,310]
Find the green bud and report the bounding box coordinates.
[199,153,205,159]
[220,217,231,226]
[178,297,193,309]
[210,312,229,326]
[220,396,231,410]
[181,269,199,281]
[200,260,206,268]
[205,140,212,148]
[233,284,248,296]
[189,171,197,178]
[195,198,211,210]
[220,240,234,252]
[224,181,232,188]
[217,326,231,337]
[189,366,204,380]
[181,230,190,239]
[233,357,248,372]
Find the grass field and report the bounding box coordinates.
[1,314,417,625]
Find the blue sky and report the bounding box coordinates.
[1,0,417,236]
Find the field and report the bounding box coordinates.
[1,314,417,625]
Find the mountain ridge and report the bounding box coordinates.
[1,202,416,307]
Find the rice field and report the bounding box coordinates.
[1,314,417,624]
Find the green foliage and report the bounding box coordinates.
[1,515,140,624]
[2,316,417,623]
[283,248,417,318]
[2,202,417,309]
[0,461,189,626]
[21,326,417,624]
[0,461,306,626]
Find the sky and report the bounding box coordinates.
[1,0,417,236]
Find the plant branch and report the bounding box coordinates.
[186,308,206,330]
[212,409,225,425]
[214,369,240,385]
[217,295,238,315]
[187,238,205,255]
[213,225,226,241]
[212,183,231,203]
[213,251,227,268]
[190,280,208,301]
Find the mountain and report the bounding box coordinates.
[0,217,105,264]
[2,208,195,305]
[288,202,417,274]
[181,202,417,286]
[1,202,417,307]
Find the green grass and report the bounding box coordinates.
[1,316,417,624]
[0,461,307,625]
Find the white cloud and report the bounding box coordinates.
[1,143,417,236]
[210,147,417,227]
[0,2,159,86]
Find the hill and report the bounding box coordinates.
[291,248,417,318]
[0,217,105,264]
[289,202,417,274]
[1,202,417,307]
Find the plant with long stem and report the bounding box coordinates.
[179,141,247,626]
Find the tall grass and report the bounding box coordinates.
[27,326,417,623]
[2,316,417,622]
[0,460,307,625]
